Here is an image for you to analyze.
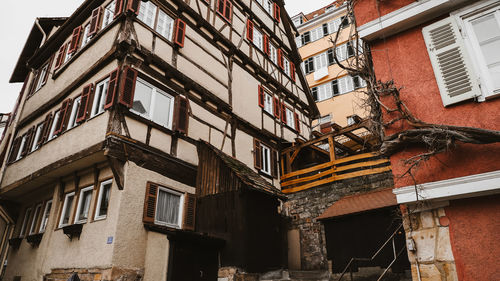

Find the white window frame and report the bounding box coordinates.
[138,1,158,29]
[154,186,184,228]
[283,57,291,76]
[263,92,273,114]
[81,23,92,47]
[64,43,73,64]
[15,134,27,161]
[264,0,273,15]
[58,192,75,228]
[39,200,53,233]
[30,123,44,152]
[91,78,110,118]
[29,203,43,235]
[285,107,295,129]
[156,9,175,41]
[314,82,334,101]
[35,64,49,92]
[19,207,33,237]
[310,26,324,42]
[270,43,278,64]
[132,78,175,129]
[260,143,271,175]
[102,0,116,29]
[318,114,332,125]
[75,186,94,224]
[48,111,60,141]
[253,27,264,51]
[67,96,82,130]
[94,179,113,220]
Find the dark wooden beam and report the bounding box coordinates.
[106,156,125,190]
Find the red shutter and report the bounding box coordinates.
[271,149,278,179]
[263,34,270,56]
[104,68,120,109]
[68,26,82,54]
[246,19,254,42]
[40,113,53,144]
[278,49,284,69]
[224,0,232,21]
[118,66,138,108]
[173,95,190,134]
[273,97,280,118]
[76,84,94,123]
[254,139,262,170]
[217,0,225,15]
[281,103,287,123]
[182,193,196,231]
[273,3,281,23]
[114,0,124,19]
[143,182,158,223]
[54,44,67,70]
[54,99,71,135]
[258,85,264,108]
[290,62,296,82]
[88,7,102,36]
[127,0,141,15]
[294,112,300,133]
[174,19,187,48]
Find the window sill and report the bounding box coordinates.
[26,233,44,247]
[92,215,107,222]
[62,224,83,240]
[8,237,23,249]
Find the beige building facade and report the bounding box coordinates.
[0,0,317,280]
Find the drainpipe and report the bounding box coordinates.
[35,18,47,45]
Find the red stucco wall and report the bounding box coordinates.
[354,0,415,26]
[446,195,500,281]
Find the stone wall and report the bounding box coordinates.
[43,267,143,281]
[283,172,394,270]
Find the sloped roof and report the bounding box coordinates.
[303,1,344,21]
[200,141,286,199]
[317,188,397,220]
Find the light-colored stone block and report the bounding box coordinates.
[420,210,435,229]
[412,228,437,262]
[435,227,455,261]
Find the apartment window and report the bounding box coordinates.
[328,17,341,34]
[132,78,174,129]
[301,32,311,45]
[253,27,263,51]
[35,64,49,92]
[81,23,92,47]
[338,75,354,94]
[310,26,323,42]
[285,107,295,129]
[283,57,291,76]
[312,82,333,102]
[353,75,367,89]
[138,1,157,28]
[269,43,278,64]
[67,96,82,130]
[95,179,112,220]
[39,200,52,233]
[217,0,233,22]
[47,111,60,141]
[314,52,328,70]
[64,43,73,64]
[59,192,75,228]
[318,114,332,125]
[260,143,271,175]
[15,134,27,161]
[90,78,110,117]
[327,48,335,65]
[102,0,116,29]
[138,2,176,42]
[29,204,43,235]
[157,9,175,40]
[155,187,184,228]
[75,186,93,224]
[303,57,314,74]
[263,92,273,114]
[19,207,33,237]
[29,123,43,153]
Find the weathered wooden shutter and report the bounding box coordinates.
[104,68,120,109]
[182,193,196,231]
[280,103,287,123]
[422,17,480,107]
[263,34,270,56]
[143,182,158,223]
[127,0,141,15]
[173,95,190,134]
[68,26,82,54]
[76,84,94,123]
[114,0,124,19]
[8,138,21,163]
[271,148,278,179]
[54,99,71,135]
[88,7,102,36]
[258,85,265,108]
[40,113,53,144]
[273,97,280,118]
[246,19,254,42]
[278,49,284,69]
[54,44,67,70]
[294,112,300,133]
[174,19,187,48]
[118,66,138,108]
[273,3,280,23]
[254,139,262,170]
[290,62,296,82]
[28,71,40,96]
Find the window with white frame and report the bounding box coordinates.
[260,143,271,175]
[334,75,355,95]
[81,23,92,47]
[270,43,278,64]
[67,96,82,130]
[19,207,33,237]
[75,186,93,224]
[253,27,264,51]
[48,110,60,141]
[263,92,273,114]
[95,179,112,220]
[138,2,175,41]
[314,52,328,71]
[138,1,157,28]
[311,82,333,101]
[102,0,116,29]
[15,134,27,161]
[30,123,44,152]
[35,64,49,92]
[64,43,73,64]
[132,78,175,129]
[309,26,324,42]
[327,18,341,34]
[29,203,43,235]
[39,200,52,233]
[59,192,75,228]
[285,107,295,129]
[318,114,332,125]
[283,57,291,76]
[155,186,184,228]
[156,9,175,40]
[91,78,110,117]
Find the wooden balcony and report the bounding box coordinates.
[280,120,391,194]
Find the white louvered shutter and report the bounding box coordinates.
[422,17,480,107]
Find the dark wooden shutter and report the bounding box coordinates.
[68,26,82,54]
[278,49,284,69]
[23,127,36,156]
[273,3,280,23]
[76,84,94,123]
[263,34,270,56]
[281,103,287,123]
[294,112,300,133]
[143,182,158,223]
[127,0,141,15]
[273,97,280,118]
[258,85,264,108]
[290,62,296,82]
[118,66,138,108]
[8,138,21,163]
[42,55,54,85]
[54,44,67,70]
[182,193,196,231]
[246,19,254,42]
[28,71,40,96]
[224,0,232,21]
[104,68,120,109]
[114,0,124,19]
[254,139,262,170]
[174,19,187,47]
[88,7,102,36]
[40,113,53,144]
[173,95,190,134]
[271,148,278,179]
[54,99,71,135]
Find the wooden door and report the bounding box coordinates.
[168,240,218,281]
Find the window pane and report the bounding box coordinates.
[138,2,157,28]
[156,189,181,226]
[62,195,74,226]
[133,80,153,116]
[156,9,174,40]
[29,205,42,234]
[78,190,93,221]
[93,79,109,117]
[40,201,52,232]
[152,90,173,128]
[471,13,500,89]
[98,183,111,217]
[102,0,116,29]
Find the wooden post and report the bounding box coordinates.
[328,137,336,162]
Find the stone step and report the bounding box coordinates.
[259,270,330,281]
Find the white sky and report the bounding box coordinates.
[0,0,333,113]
